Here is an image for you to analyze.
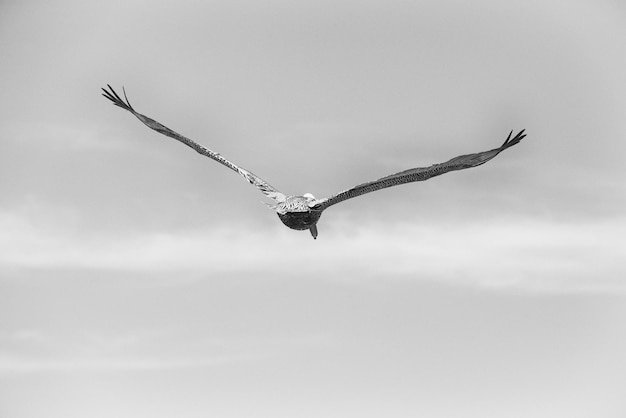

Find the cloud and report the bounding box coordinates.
[2,207,624,293]
[0,352,244,375]
[0,329,334,375]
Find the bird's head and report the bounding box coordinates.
[303,193,318,207]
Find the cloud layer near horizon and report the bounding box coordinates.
[2,208,625,293]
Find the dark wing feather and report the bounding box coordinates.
[101,85,286,203]
[313,130,526,211]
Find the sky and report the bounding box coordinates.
[1,0,626,416]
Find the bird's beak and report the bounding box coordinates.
[309,225,318,240]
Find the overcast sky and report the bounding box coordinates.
[1,0,626,417]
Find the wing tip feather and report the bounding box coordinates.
[502,129,526,148]
[101,84,135,112]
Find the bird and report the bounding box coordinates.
[102,85,525,239]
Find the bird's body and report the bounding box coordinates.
[277,205,323,238]
[102,85,525,239]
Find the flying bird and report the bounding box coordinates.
[102,85,525,239]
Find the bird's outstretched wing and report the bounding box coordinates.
[101,85,286,203]
[313,130,526,211]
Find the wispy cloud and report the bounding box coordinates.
[0,353,244,375]
[0,329,334,375]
